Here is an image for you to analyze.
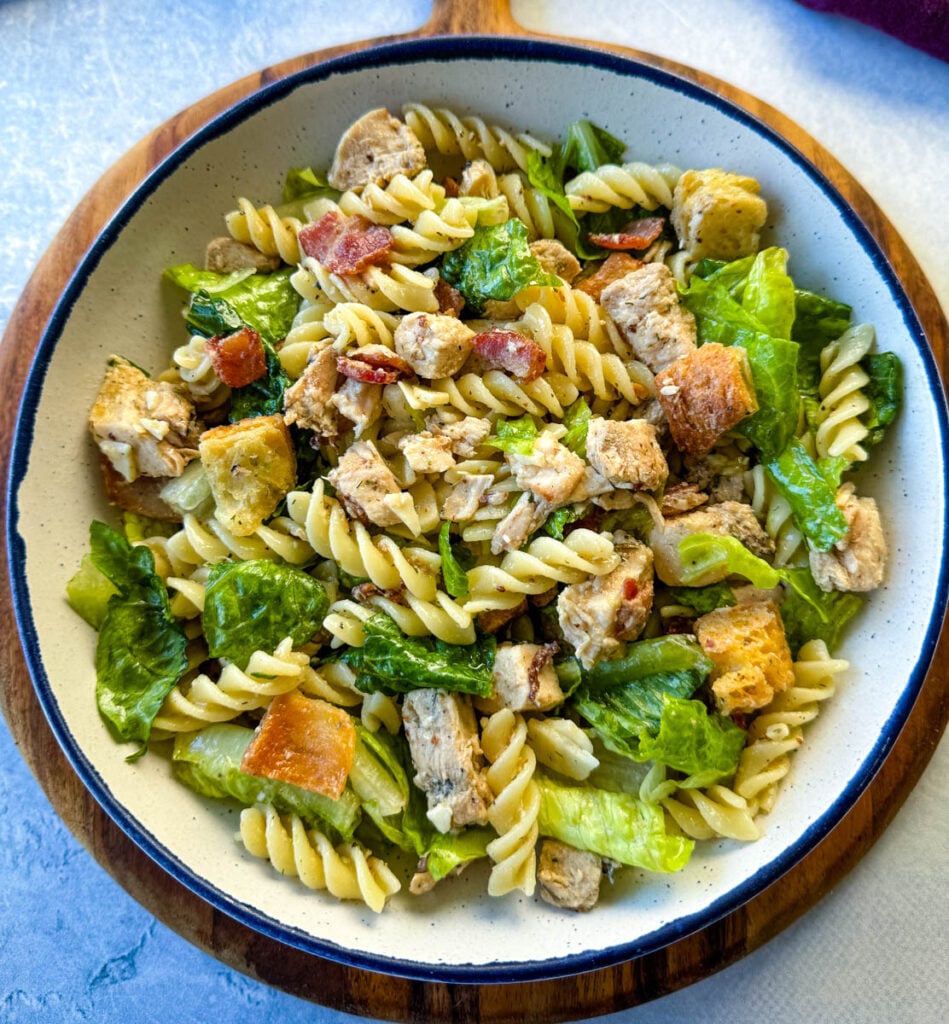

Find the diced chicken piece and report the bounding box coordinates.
[565,465,613,504]
[240,692,356,800]
[329,377,383,438]
[394,311,475,380]
[283,345,339,439]
[671,168,768,262]
[809,488,887,592]
[649,500,774,586]
[694,601,795,716]
[660,482,709,516]
[506,432,587,505]
[490,492,548,554]
[204,236,280,274]
[428,416,492,458]
[558,535,654,668]
[459,158,499,198]
[327,108,427,191]
[529,239,581,284]
[397,431,455,474]
[442,472,494,522]
[199,414,297,536]
[600,263,697,373]
[537,839,603,912]
[327,440,404,528]
[489,642,564,713]
[655,342,757,457]
[585,417,668,492]
[89,359,201,482]
[402,689,492,831]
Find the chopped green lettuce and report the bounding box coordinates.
[861,352,902,447]
[172,724,361,842]
[487,414,539,455]
[66,552,118,629]
[339,613,495,697]
[580,634,714,693]
[561,397,592,457]
[665,583,736,615]
[763,438,849,552]
[438,522,470,598]
[440,219,559,313]
[535,771,693,872]
[541,505,584,540]
[677,533,862,653]
[549,119,627,180]
[202,560,329,669]
[84,521,188,748]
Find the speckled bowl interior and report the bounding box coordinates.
[7,37,948,982]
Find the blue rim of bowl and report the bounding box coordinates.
[6,34,949,985]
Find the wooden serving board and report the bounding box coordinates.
[1,2,946,1020]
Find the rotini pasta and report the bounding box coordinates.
[225,198,302,265]
[564,161,681,214]
[238,805,400,912]
[482,708,541,897]
[815,323,874,462]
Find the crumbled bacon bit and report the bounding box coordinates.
[205,327,267,388]
[434,277,465,316]
[443,176,460,198]
[337,347,413,385]
[298,210,394,275]
[471,329,546,382]
[575,253,644,302]
[587,217,665,252]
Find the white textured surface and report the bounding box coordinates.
[1,1,947,1021]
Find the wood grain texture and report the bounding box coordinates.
[1,1,946,1020]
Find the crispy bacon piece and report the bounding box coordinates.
[443,176,461,198]
[471,329,546,382]
[336,345,413,385]
[298,210,393,275]
[434,277,465,316]
[587,216,666,252]
[205,327,267,388]
[576,252,644,302]
[240,691,356,800]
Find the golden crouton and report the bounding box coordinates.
[655,342,758,457]
[241,691,356,800]
[199,414,296,536]
[694,601,794,716]
[671,168,768,261]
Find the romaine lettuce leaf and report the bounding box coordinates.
[677,533,862,653]
[580,634,714,693]
[861,351,902,447]
[741,246,796,341]
[535,771,693,872]
[66,552,118,628]
[561,397,592,457]
[487,413,539,455]
[438,522,470,598]
[665,582,736,615]
[165,265,298,345]
[549,119,627,180]
[541,505,584,541]
[440,219,559,313]
[763,438,849,552]
[202,560,329,669]
[227,344,289,421]
[85,521,188,747]
[339,613,495,697]
[172,724,361,842]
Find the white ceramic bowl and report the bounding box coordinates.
[7,36,949,982]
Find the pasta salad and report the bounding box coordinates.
[70,105,901,913]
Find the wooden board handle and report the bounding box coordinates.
[422,0,522,36]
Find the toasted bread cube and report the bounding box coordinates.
[671,168,768,261]
[199,413,296,536]
[694,601,794,716]
[655,343,757,457]
[241,691,356,799]
[585,417,668,491]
